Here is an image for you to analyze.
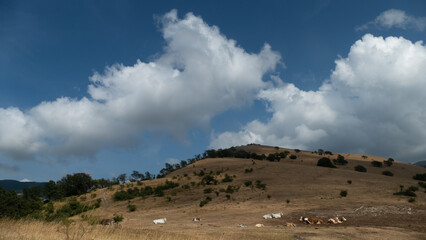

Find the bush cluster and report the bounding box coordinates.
[354,165,367,172]
[333,155,348,165]
[413,173,426,181]
[317,157,336,168]
[394,185,418,197]
[112,180,179,201]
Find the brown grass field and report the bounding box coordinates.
[1,145,425,240]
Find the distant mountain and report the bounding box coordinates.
[0,179,46,193]
[413,161,426,167]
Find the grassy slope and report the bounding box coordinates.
[1,145,425,240]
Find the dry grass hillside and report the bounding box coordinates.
[1,145,425,240]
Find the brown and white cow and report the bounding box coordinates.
[299,216,324,224]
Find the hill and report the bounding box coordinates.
[413,160,426,168]
[0,179,46,193]
[1,145,425,240]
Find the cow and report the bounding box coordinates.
[153,218,167,224]
[237,224,247,228]
[271,212,283,218]
[327,218,338,224]
[255,223,264,227]
[100,218,114,226]
[328,217,346,224]
[263,214,273,219]
[192,217,201,222]
[299,216,324,224]
[285,222,296,227]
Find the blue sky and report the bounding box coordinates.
[1,0,425,182]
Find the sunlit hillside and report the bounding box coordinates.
[1,145,425,240]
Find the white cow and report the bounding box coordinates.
[192,217,201,222]
[153,218,167,224]
[271,212,283,218]
[263,214,273,219]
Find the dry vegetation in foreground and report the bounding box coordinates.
[1,218,425,240]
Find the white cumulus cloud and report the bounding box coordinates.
[210,34,426,163]
[0,10,280,161]
[357,9,426,31]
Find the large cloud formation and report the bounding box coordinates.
[211,34,426,163]
[0,10,280,160]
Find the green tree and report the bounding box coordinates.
[43,180,64,200]
[117,173,127,184]
[57,173,94,197]
[130,171,144,182]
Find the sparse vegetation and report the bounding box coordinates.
[203,188,213,194]
[340,190,348,197]
[222,174,233,183]
[408,198,416,203]
[347,180,352,184]
[289,154,297,159]
[244,168,253,173]
[355,165,367,172]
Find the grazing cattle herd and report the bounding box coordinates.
[99,212,347,228]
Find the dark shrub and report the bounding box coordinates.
[394,186,418,197]
[199,196,212,207]
[384,158,394,167]
[371,161,383,167]
[222,174,233,183]
[354,165,367,172]
[317,157,336,168]
[413,173,426,181]
[340,190,347,197]
[113,191,133,201]
[333,155,348,165]
[289,155,297,160]
[408,198,415,203]
[244,180,252,187]
[113,214,124,223]
[201,175,218,185]
[255,180,266,190]
[294,149,301,153]
[279,151,290,158]
[203,188,213,194]
[382,171,393,176]
[244,168,253,173]
[347,180,352,184]
[127,204,136,212]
